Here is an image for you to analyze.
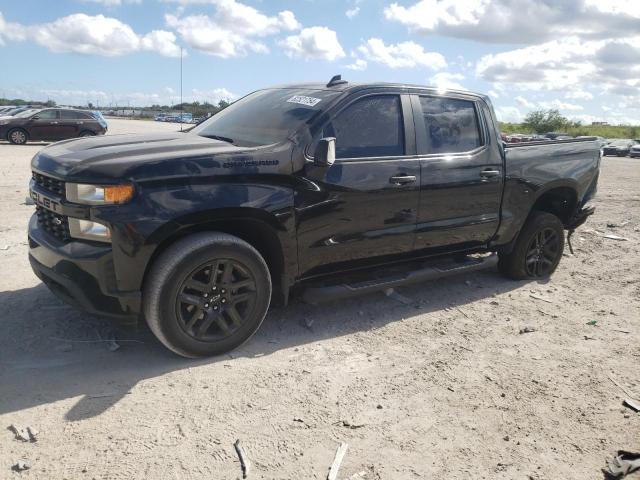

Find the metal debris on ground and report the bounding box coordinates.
[337,420,365,429]
[623,398,640,413]
[12,461,30,472]
[0,245,9,251]
[607,451,640,478]
[234,439,250,479]
[9,425,37,442]
[603,234,628,241]
[586,320,598,326]
[519,327,537,334]
[327,442,349,480]
[529,294,553,303]
[383,288,413,305]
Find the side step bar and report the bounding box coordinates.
[302,254,498,304]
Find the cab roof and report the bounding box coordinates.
[268,78,489,102]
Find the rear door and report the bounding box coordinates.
[28,109,60,140]
[412,94,502,251]
[59,110,86,137]
[296,93,420,277]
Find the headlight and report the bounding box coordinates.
[66,183,134,205]
[68,218,111,242]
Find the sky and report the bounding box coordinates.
[0,0,638,124]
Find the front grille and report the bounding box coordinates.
[36,206,71,242]
[32,172,65,197]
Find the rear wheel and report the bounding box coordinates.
[498,211,564,280]
[79,130,95,137]
[8,128,28,145]
[143,232,271,358]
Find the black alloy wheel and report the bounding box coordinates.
[143,232,272,358]
[498,211,565,280]
[524,227,560,277]
[176,259,257,341]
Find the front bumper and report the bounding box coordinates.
[28,214,141,320]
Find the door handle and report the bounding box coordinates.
[389,175,417,185]
[49,121,58,125]
[480,169,501,178]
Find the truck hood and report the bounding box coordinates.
[31,132,258,182]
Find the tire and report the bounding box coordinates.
[143,232,272,358]
[7,128,28,145]
[498,211,565,280]
[79,130,95,137]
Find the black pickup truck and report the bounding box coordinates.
[28,77,600,357]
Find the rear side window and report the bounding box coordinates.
[419,97,482,154]
[324,95,404,159]
[61,110,93,119]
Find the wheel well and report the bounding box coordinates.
[531,187,578,225]
[143,218,286,297]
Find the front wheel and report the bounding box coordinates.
[498,211,565,280]
[8,128,28,145]
[143,232,272,358]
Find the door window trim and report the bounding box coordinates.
[306,92,417,162]
[411,94,487,158]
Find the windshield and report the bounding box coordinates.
[192,88,340,147]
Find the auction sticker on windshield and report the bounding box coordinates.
[287,95,322,107]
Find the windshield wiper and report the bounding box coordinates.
[201,134,235,145]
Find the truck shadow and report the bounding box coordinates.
[0,270,540,422]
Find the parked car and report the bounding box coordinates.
[0,106,35,118]
[1,108,107,144]
[629,141,640,158]
[154,113,167,122]
[27,77,600,357]
[603,139,634,156]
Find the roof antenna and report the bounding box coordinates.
[327,74,348,87]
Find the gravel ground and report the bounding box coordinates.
[0,120,638,479]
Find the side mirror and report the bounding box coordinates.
[314,137,336,167]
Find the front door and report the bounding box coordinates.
[28,109,61,140]
[412,94,503,251]
[296,93,421,277]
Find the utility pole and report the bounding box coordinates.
[180,46,183,132]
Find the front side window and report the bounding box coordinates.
[36,110,59,120]
[419,97,482,154]
[323,95,404,159]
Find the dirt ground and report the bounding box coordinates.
[0,119,638,479]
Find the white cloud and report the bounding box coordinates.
[346,7,360,18]
[494,106,523,123]
[538,99,584,111]
[356,38,446,69]
[515,95,535,109]
[488,89,500,98]
[140,30,181,57]
[165,0,300,58]
[384,0,640,44]
[429,72,466,90]
[81,0,142,6]
[0,12,180,57]
[346,58,367,71]
[280,27,345,61]
[565,89,594,100]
